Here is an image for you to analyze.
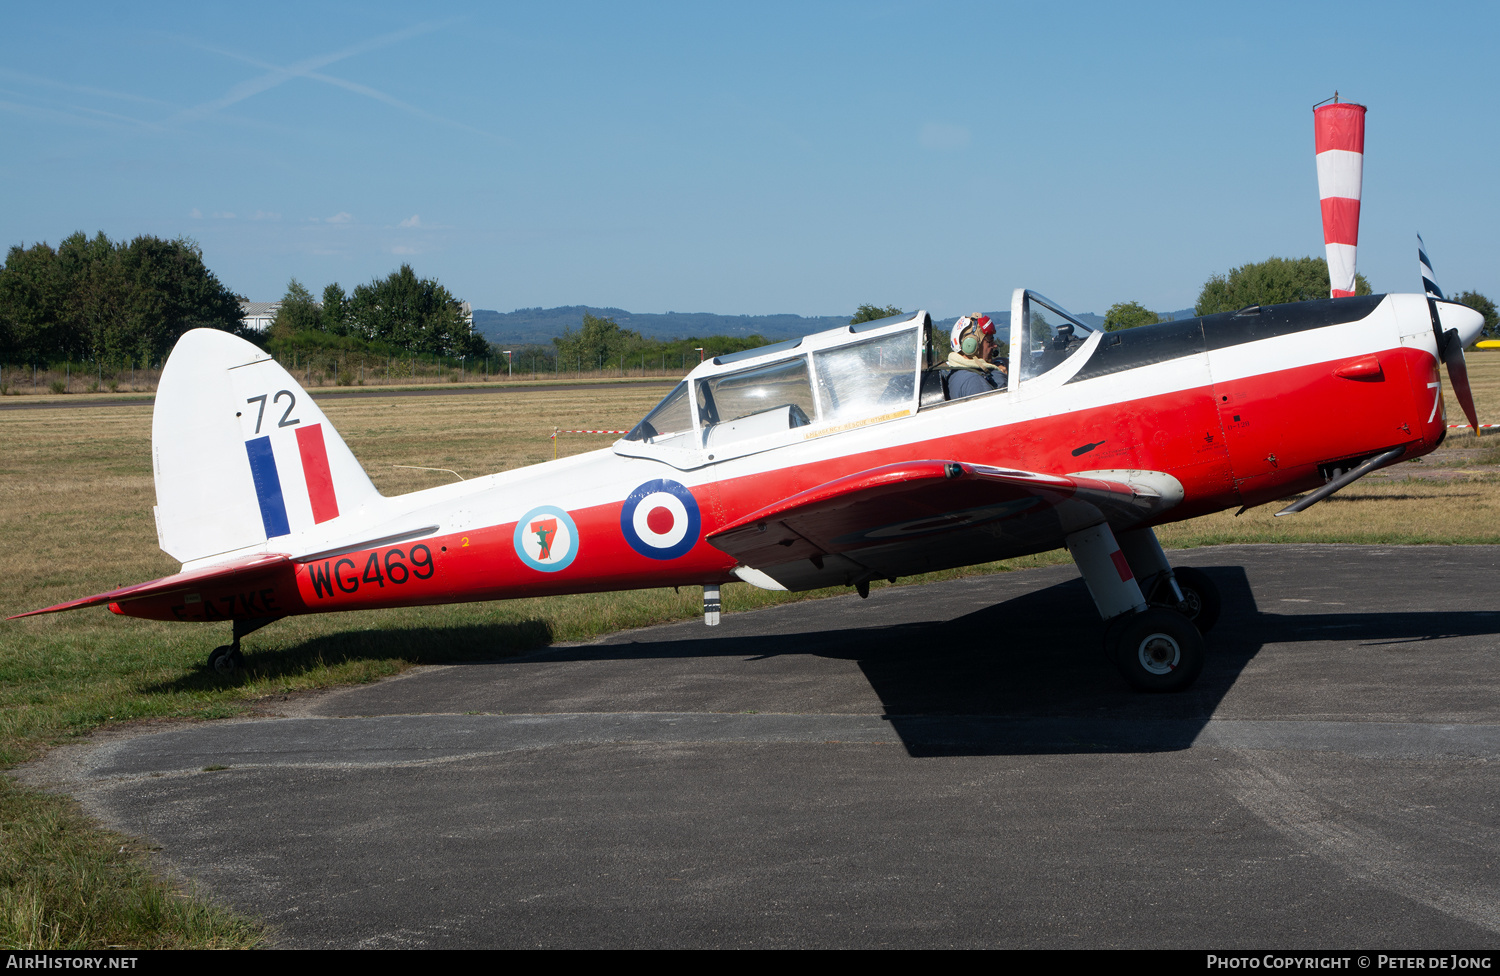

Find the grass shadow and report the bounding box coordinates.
[142,619,557,695]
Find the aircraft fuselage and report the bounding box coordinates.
[112,293,1450,624]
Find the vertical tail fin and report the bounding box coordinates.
[152,329,382,565]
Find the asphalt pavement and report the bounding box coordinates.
[21,544,1500,948]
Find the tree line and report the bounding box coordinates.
[268,264,488,360]
[6,233,1494,381]
[539,312,780,374]
[0,233,494,371]
[0,232,245,367]
[543,306,916,375]
[565,266,1500,378]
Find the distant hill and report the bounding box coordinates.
[473,305,1199,346]
[473,306,852,345]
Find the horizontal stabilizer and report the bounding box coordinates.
[7,553,291,619]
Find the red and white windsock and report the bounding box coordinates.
[1313,100,1367,298]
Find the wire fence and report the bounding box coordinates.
[550,428,632,458]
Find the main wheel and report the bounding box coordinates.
[1109,608,1205,693]
[207,645,244,675]
[1168,567,1221,633]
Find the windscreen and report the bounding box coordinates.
[1011,293,1098,386]
[624,382,693,442]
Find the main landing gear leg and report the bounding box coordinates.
[207,616,283,675]
[1065,523,1204,693]
[1117,527,1222,633]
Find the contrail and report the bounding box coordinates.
[169,19,460,126]
[199,44,499,142]
[0,95,158,131]
[0,67,178,108]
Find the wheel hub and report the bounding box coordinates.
[1137,633,1180,674]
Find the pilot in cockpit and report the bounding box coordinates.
[946,315,1007,399]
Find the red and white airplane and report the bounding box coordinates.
[10,286,1485,692]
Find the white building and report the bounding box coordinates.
[239,301,282,333]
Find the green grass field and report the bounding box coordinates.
[4,357,1500,948]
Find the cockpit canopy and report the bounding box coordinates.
[618,292,1101,469]
[621,311,929,467]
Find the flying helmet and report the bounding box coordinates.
[950,314,995,357]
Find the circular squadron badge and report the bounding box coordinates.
[513,505,579,572]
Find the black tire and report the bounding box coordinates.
[1101,611,1132,660]
[1109,608,1205,693]
[1168,566,1221,633]
[208,645,243,675]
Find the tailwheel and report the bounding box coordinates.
[1107,608,1204,693]
[205,616,281,676]
[1159,566,1221,633]
[207,645,245,676]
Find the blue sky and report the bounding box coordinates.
[3,1,1495,318]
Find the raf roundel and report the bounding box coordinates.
[513,505,579,573]
[621,479,701,561]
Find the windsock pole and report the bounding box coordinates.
[1313,97,1367,298]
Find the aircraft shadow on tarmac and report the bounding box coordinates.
[479,565,1500,758]
[162,566,1500,758]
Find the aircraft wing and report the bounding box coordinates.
[708,460,1182,591]
[7,553,291,619]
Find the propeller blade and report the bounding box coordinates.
[1441,328,1481,434]
[1418,233,1445,299]
[1424,252,1484,432]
